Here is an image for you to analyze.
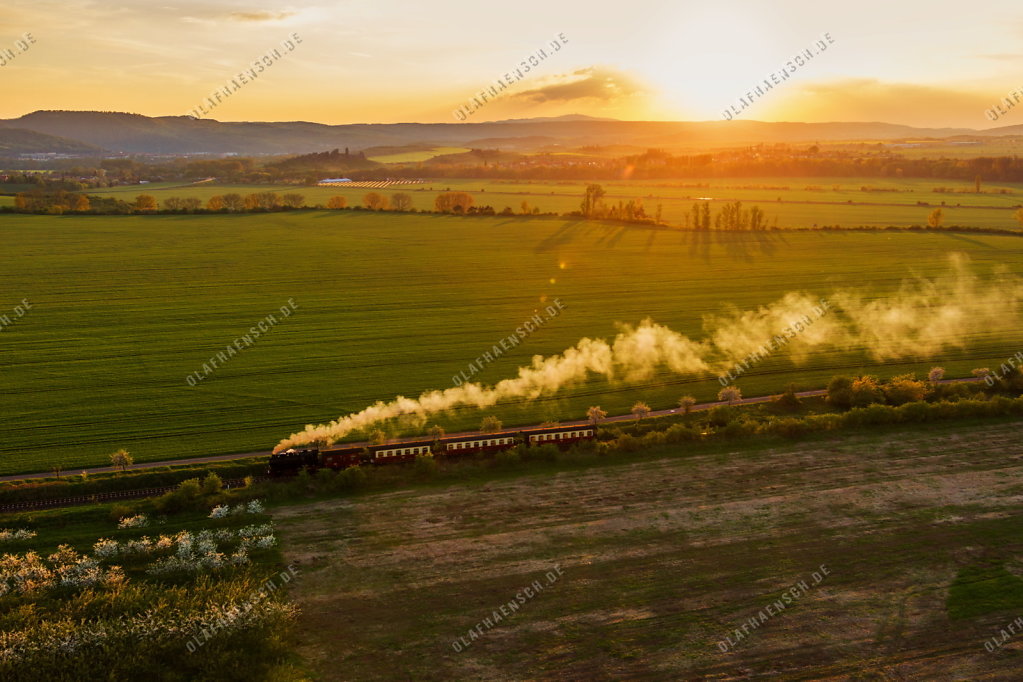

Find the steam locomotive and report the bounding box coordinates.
[267,423,596,477]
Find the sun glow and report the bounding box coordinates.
[639,6,793,118]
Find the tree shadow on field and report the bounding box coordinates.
[600,226,629,248]
[711,229,787,262]
[644,229,658,252]
[943,232,999,249]
[533,221,586,253]
[679,228,789,262]
[684,229,712,262]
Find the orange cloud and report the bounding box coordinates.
[512,67,645,104]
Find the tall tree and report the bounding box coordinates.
[391,192,413,211]
[222,193,244,212]
[282,193,305,209]
[581,184,605,218]
[363,192,389,210]
[134,194,157,212]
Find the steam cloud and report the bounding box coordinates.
[275,256,1023,452]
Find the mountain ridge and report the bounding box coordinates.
[0,110,1019,156]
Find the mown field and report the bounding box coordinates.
[84,176,1023,230]
[365,146,470,163]
[274,419,1023,679]
[1,211,1022,474]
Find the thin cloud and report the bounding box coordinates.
[974,53,1023,61]
[229,10,296,22]
[773,78,997,128]
[512,67,644,104]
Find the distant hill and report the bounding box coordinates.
[0,127,104,155]
[0,110,1008,156]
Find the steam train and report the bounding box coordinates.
[267,424,596,477]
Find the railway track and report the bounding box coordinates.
[0,379,983,514]
[0,477,262,514]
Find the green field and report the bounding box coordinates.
[83,176,1023,231]
[2,210,1022,474]
[366,146,471,163]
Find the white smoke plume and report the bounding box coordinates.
[274,255,1023,452]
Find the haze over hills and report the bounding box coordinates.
[0,128,103,155]
[0,110,1020,156]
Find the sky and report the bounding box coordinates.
[1,0,1022,128]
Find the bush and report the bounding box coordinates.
[641,431,668,448]
[884,374,928,405]
[851,376,884,407]
[414,454,439,478]
[930,382,974,402]
[664,423,701,443]
[801,413,843,432]
[615,434,643,453]
[494,450,521,469]
[200,472,223,496]
[109,503,135,523]
[151,478,205,515]
[768,417,810,439]
[842,404,900,428]
[827,375,854,409]
[772,386,803,413]
[719,419,755,439]
[897,400,937,422]
[705,406,737,427]
[524,443,559,463]
[314,468,338,490]
[336,466,367,491]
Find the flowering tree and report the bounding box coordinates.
[110,448,133,472]
[480,415,503,433]
[677,396,697,414]
[717,386,742,404]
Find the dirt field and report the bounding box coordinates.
[274,420,1023,680]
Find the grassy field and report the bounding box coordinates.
[81,176,1023,230]
[366,146,470,163]
[274,418,1023,679]
[1,211,1022,474]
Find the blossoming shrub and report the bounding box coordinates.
[0,574,297,679]
[117,514,149,529]
[0,529,36,544]
[0,546,124,598]
[208,499,265,519]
